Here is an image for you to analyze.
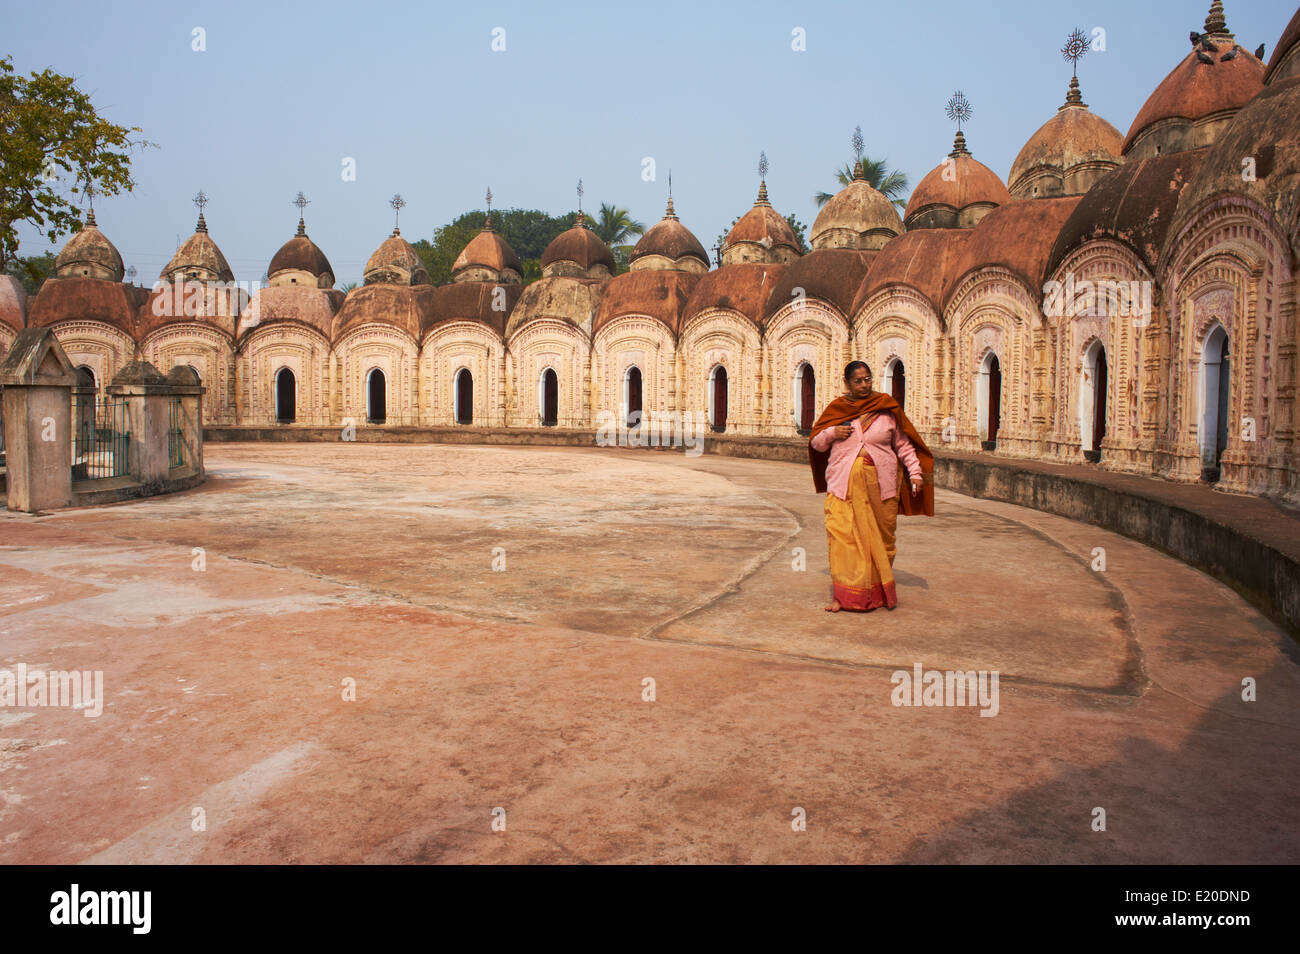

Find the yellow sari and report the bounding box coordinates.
[824,456,899,611]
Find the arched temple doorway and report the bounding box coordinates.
[796,362,815,433]
[709,365,728,431]
[1082,341,1107,462]
[540,368,558,427]
[624,366,643,428]
[366,368,387,424]
[275,367,296,423]
[1200,324,1230,482]
[885,358,906,411]
[454,368,473,425]
[978,352,1001,450]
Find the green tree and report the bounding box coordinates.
[814,157,909,211]
[591,202,644,271]
[0,54,151,271]
[3,250,57,296]
[714,212,811,258]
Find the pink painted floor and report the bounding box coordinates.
[1,443,1296,863]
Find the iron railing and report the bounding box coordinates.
[168,396,185,468]
[72,395,130,480]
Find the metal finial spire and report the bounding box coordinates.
[851,126,865,163]
[293,191,310,236]
[484,186,494,230]
[192,189,208,232]
[756,152,770,204]
[576,178,584,227]
[1061,27,1089,79]
[84,183,97,227]
[946,91,973,157]
[1060,28,1090,106]
[389,193,406,235]
[946,91,973,131]
[665,170,677,219]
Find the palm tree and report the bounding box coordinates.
[591,202,645,248]
[815,157,909,211]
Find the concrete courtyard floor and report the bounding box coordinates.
[1,442,1298,864]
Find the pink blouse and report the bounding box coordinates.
[810,412,923,502]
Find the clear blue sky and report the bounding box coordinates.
[7,0,1296,286]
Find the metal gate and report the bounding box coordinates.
[72,395,130,480]
[168,396,185,467]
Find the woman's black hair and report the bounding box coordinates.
[843,361,872,382]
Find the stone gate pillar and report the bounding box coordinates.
[166,364,205,476]
[0,328,76,512]
[107,361,171,490]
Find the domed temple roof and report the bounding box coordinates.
[682,263,787,327]
[1266,6,1300,84]
[851,229,970,317]
[1009,79,1124,199]
[810,162,903,250]
[505,275,607,338]
[904,133,1011,229]
[269,217,335,286]
[592,268,701,335]
[163,212,235,283]
[137,281,243,340]
[1170,76,1300,258]
[238,285,342,340]
[364,229,430,286]
[764,248,875,323]
[1046,147,1208,277]
[54,211,125,282]
[943,196,1082,308]
[1123,2,1265,157]
[631,197,710,269]
[724,182,800,261]
[426,281,521,337]
[28,277,148,338]
[453,218,523,280]
[333,284,433,340]
[541,218,615,275]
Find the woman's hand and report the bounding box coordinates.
[910,477,923,494]
[832,424,853,441]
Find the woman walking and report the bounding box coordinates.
[808,361,934,612]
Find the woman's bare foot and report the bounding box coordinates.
[824,600,842,612]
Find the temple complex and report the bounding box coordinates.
[3,2,1299,504]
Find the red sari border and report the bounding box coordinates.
[832,579,899,611]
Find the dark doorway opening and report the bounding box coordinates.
[890,360,906,411]
[275,367,296,423]
[711,366,728,432]
[798,363,815,434]
[541,368,558,427]
[626,366,643,428]
[1085,347,1107,463]
[455,369,473,425]
[367,368,387,424]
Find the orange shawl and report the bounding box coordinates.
[808,392,935,516]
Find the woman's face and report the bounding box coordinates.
[847,366,873,399]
